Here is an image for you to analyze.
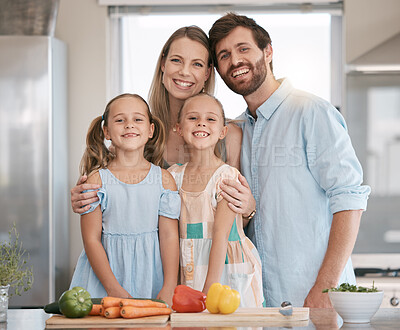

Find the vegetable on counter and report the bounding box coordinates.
[323,282,379,293]
[171,284,207,313]
[58,286,93,318]
[99,306,106,317]
[120,298,167,308]
[88,304,102,316]
[44,297,166,315]
[120,306,172,319]
[43,301,64,314]
[44,287,171,320]
[206,283,240,314]
[47,293,170,320]
[101,296,122,308]
[104,306,121,319]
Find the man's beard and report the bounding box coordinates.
[221,55,267,97]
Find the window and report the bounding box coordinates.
[110,7,340,119]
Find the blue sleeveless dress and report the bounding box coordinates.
[70,164,181,298]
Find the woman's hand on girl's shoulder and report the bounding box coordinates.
[71,171,101,214]
[161,169,177,191]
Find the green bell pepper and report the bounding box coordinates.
[58,286,93,318]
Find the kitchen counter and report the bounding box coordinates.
[3,307,400,329]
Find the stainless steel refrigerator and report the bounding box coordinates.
[0,35,69,307]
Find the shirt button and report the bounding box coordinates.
[186,265,193,273]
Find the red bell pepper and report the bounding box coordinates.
[172,285,207,313]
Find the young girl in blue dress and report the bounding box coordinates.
[70,93,180,306]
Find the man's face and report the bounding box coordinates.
[215,26,270,96]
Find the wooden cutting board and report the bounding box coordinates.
[45,314,170,329]
[170,307,309,326]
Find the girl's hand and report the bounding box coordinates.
[157,286,174,307]
[107,286,132,299]
[219,173,256,217]
[71,175,100,214]
[202,198,236,291]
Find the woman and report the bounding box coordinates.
[150,26,241,168]
[71,26,256,220]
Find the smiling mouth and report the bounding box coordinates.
[232,68,249,78]
[193,131,209,137]
[122,133,139,138]
[174,79,194,88]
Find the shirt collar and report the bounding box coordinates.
[244,78,293,122]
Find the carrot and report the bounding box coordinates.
[88,304,102,316]
[119,298,167,308]
[120,306,172,319]
[99,306,105,317]
[104,306,121,319]
[101,296,122,309]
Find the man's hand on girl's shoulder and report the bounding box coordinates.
[220,173,256,217]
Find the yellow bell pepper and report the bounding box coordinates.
[206,283,240,314]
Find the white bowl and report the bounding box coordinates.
[328,291,383,323]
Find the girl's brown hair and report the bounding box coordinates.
[80,93,166,176]
[148,26,215,133]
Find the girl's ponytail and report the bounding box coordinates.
[144,114,166,167]
[79,116,114,176]
[79,93,164,175]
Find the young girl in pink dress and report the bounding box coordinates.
[168,93,264,307]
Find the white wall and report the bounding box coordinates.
[345,0,400,63]
[55,0,108,279]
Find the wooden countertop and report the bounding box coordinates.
[6,307,400,329]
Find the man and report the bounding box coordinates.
[209,13,370,308]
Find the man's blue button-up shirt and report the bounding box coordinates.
[237,79,371,307]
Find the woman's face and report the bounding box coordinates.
[161,37,211,102]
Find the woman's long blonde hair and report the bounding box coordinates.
[80,93,166,176]
[148,26,215,133]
